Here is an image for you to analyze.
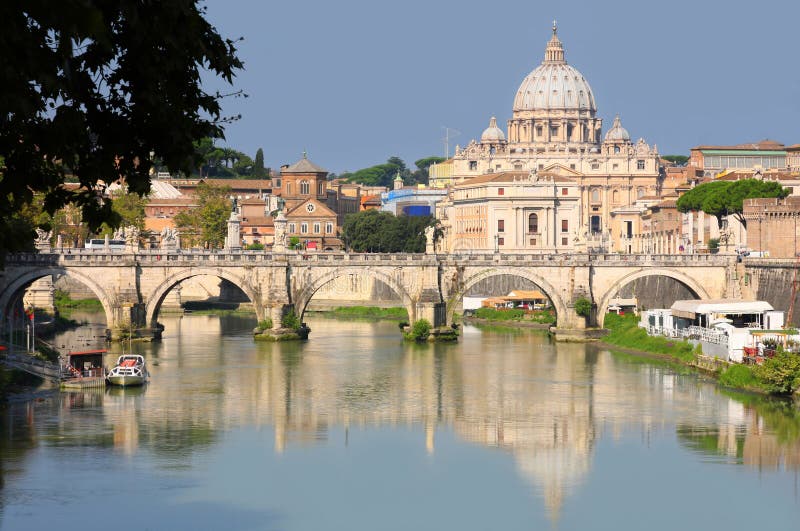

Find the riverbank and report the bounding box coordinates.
[461,307,555,329]
[601,313,800,397]
[309,306,409,321]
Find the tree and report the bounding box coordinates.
[345,156,410,188]
[174,182,231,248]
[662,155,689,166]
[98,191,146,236]
[341,210,434,253]
[253,148,267,179]
[676,179,788,228]
[0,1,242,256]
[408,156,446,185]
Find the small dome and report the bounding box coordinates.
[604,115,630,142]
[481,116,506,143]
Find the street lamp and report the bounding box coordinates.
[494,233,499,253]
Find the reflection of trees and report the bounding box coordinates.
[677,393,800,471]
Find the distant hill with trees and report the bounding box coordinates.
[332,156,445,187]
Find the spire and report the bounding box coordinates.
[489,116,498,128]
[544,21,565,64]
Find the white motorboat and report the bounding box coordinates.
[107,354,149,386]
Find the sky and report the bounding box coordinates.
[202,0,800,174]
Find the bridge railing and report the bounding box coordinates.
[4,249,738,267]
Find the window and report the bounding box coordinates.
[561,219,568,233]
[562,188,568,196]
[562,237,568,246]
[326,222,333,234]
[614,146,620,154]
[301,222,308,234]
[550,126,558,136]
[274,178,281,188]
[300,180,310,194]
[637,159,645,170]
[318,182,324,195]
[538,164,544,170]
[625,221,633,238]
[612,163,619,169]
[497,219,505,233]
[591,163,599,170]
[514,163,523,170]
[612,189,620,203]
[498,187,504,196]
[637,187,645,198]
[286,182,292,195]
[288,223,296,233]
[590,188,601,203]
[570,164,576,170]
[498,237,504,246]
[528,213,539,233]
[536,126,543,137]
[590,215,601,233]
[530,238,537,246]
[313,222,321,234]
[469,161,478,170]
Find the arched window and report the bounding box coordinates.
[591,188,601,203]
[300,180,310,195]
[612,189,620,203]
[528,213,539,234]
[637,187,645,198]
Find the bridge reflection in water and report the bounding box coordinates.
[3,313,798,526]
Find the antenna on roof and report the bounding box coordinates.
[442,126,461,159]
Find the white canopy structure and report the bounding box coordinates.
[670,299,774,320]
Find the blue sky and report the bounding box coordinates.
[203,0,800,174]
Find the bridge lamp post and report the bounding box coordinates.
[493,233,499,254]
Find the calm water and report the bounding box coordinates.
[1,313,799,531]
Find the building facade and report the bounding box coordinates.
[447,24,662,244]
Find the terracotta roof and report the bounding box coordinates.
[360,194,381,206]
[282,156,328,174]
[241,216,275,227]
[692,140,786,151]
[144,218,177,232]
[459,171,576,186]
[195,179,271,190]
[146,197,196,206]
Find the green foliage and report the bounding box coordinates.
[707,238,720,251]
[341,210,433,253]
[257,318,273,331]
[0,1,242,254]
[245,242,265,250]
[574,297,592,318]
[281,310,301,330]
[754,350,800,395]
[603,313,697,362]
[719,364,760,389]
[54,289,102,310]
[174,182,231,248]
[327,306,409,321]
[253,148,267,179]
[98,191,146,236]
[662,155,689,166]
[404,319,431,341]
[676,179,789,228]
[473,307,556,324]
[288,236,301,249]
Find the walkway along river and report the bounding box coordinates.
[1,312,799,530]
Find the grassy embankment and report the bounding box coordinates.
[466,307,556,325]
[603,312,800,396]
[54,289,102,316]
[321,306,409,321]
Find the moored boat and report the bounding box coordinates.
[107,354,149,386]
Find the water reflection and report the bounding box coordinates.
[1,313,799,528]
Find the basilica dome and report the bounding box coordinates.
[512,26,596,113]
[604,115,630,142]
[481,116,506,143]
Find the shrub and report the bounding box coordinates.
[281,310,301,330]
[404,319,431,341]
[257,318,273,331]
[755,350,800,395]
[708,238,719,251]
[574,297,592,318]
[246,242,265,250]
[719,364,760,389]
[603,312,696,362]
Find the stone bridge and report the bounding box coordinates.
[0,250,738,338]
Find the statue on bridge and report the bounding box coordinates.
[159,227,181,250]
[34,228,52,251]
[425,225,436,254]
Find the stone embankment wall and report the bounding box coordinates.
[743,261,800,327]
[308,276,401,309]
[613,276,696,311]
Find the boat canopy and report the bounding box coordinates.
[670,299,774,319]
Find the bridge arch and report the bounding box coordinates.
[596,268,711,327]
[145,267,263,327]
[0,267,116,328]
[293,267,416,323]
[447,267,569,325]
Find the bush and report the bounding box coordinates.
[246,242,265,250]
[603,312,696,362]
[708,238,719,251]
[574,297,592,318]
[404,319,431,341]
[257,318,273,331]
[719,364,760,389]
[755,350,800,395]
[281,310,301,330]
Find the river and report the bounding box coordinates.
[1,312,799,530]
